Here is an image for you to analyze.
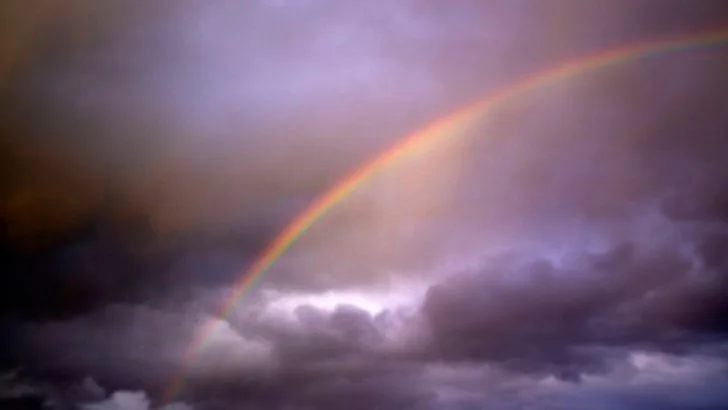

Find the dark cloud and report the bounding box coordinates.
[421,232,727,377]
[0,207,243,322]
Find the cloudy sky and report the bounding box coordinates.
[2,1,728,409]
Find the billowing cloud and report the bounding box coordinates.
[420,233,728,377]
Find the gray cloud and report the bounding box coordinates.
[420,232,727,376]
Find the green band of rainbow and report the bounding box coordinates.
[161,28,728,403]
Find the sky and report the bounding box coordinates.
[1,1,728,409]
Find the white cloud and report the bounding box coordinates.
[262,279,428,316]
[82,390,193,410]
[82,391,150,410]
[191,317,274,375]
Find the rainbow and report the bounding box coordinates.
[161,28,728,403]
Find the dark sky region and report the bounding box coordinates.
[2,1,728,409]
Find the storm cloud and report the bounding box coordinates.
[2,1,728,409]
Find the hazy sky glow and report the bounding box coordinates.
[2,1,728,409]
